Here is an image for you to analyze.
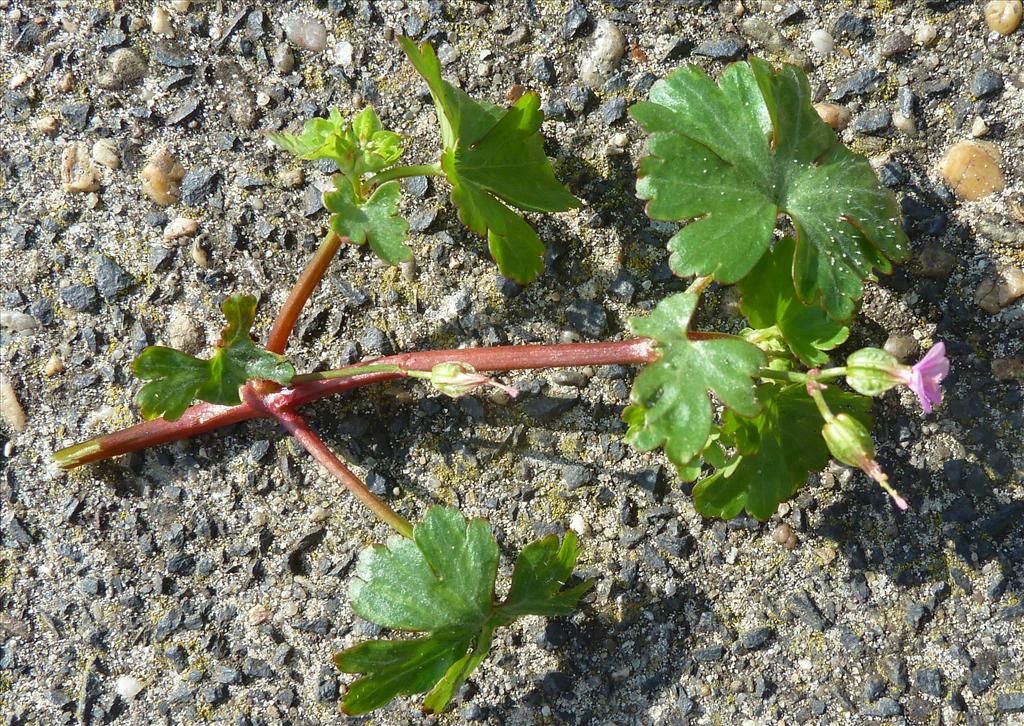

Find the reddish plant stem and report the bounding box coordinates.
[53,337,670,468]
[241,387,413,537]
[265,231,345,355]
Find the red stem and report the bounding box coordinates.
[53,337,671,468]
[265,232,345,355]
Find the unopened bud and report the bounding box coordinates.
[845,348,907,396]
[822,413,907,510]
[417,362,519,399]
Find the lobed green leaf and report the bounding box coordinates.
[739,237,850,366]
[624,292,765,474]
[693,384,872,520]
[132,295,293,421]
[631,58,908,320]
[336,506,588,714]
[399,37,580,283]
[325,178,412,264]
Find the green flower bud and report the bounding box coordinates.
[821,413,875,469]
[845,348,908,396]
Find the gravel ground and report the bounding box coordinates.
[2,1,1023,724]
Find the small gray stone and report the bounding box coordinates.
[832,69,883,100]
[970,666,995,695]
[971,69,1003,98]
[179,168,218,207]
[913,668,943,697]
[2,92,30,123]
[565,300,607,338]
[522,395,578,421]
[60,284,99,312]
[97,48,147,89]
[851,108,891,135]
[996,693,1024,714]
[94,255,133,299]
[273,42,295,72]
[562,464,593,490]
[151,41,193,68]
[60,102,91,132]
[863,698,902,718]
[788,591,828,631]
[880,31,911,58]
[212,665,242,685]
[693,36,746,60]
[918,244,956,278]
[862,677,885,702]
[600,97,627,126]
[739,627,774,651]
[883,335,918,362]
[562,1,590,40]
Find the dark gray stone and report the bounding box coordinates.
[61,102,92,131]
[913,667,943,697]
[562,464,593,490]
[739,627,774,651]
[693,36,746,60]
[996,693,1024,714]
[94,255,132,299]
[832,69,883,100]
[152,41,194,68]
[863,698,901,717]
[212,665,242,684]
[788,591,828,631]
[2,92,30,123]
[523,395,579,421]
[562,1,590,40]
[971,69,1003,98]
[851,108,891,135]
[565,300,607,337]
[600,97,627,126]
[180,168,218,207]
[61,284,99,312]
[862,677,885,702]
[693,644,725,662]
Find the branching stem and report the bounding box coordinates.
[240,386,413,538]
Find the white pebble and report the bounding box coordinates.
[0,310,39,333]
[810,29,833,55]
[335,40,353,67]
[569,513,590,536]
[151,6,172,36]
[115,676,144,700]
[970,116,989,137]
[914,24,938,46]
[1,380,27,433]
[284,15,327,52]
[579,19,627,89]
[163,217,198,241]
[91,139,121,169]
[9,71,29,89]
[892,112,917,135]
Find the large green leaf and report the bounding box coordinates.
[693,384,872,520]
[325,178,412,264]
[631,58,908,320]
[624,292,765,473]
[132,295,294,421]
[739,237,850,366]
[336,507,588,715]
[399,37,580,283]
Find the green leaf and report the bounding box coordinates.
[399,37,580,283]
[624,292,765,471]
[693,384,871,520]
[498,531,593,622]
[267,106,403,177]
[325,178,412,264]
[336,506,588,714]
[631,58,908,320]
[739,237,850,365]
[132,295,294,421]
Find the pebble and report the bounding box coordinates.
[95,255,133,299]
[971,117,990,138]
[883,335,918,361]
[8,71,28,89]
[879,31,911,58]
[97,48,147,89]
[44,353,64,377]
[335,40,354,67]
[284,15,327,52]
[273,42,295,72]
[809,29,833,55]
[91,139,120,169]
[579,20,626,90]
[996,693,1024,713]
[179,167,217,206]
[992,358,1024,382]
[142,147,185,206]
[61,142,100,193]
[0,310,38,333]
[938,142,1005,201]
[814,103,851,131]
[985,1,1022,35]
[914,24,938,46]
[115,675,144,699]
[971,69,1003,98]
[893,113,917,136]
[851,108,891,135]
[569,513,590,536]
[163,217,199,241]
[31,116,59,135]
[1,380,27,432]
[693,36,746,60]
[151,6,173,36]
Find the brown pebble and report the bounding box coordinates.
[44,353,64,377]
[1,380,27,433]
[938,141,1005,201]
[773,523,793,545]
[61,142,100,193]
[985,0,1022,35]
[142,147,185,206]
[992,358,1024,381]
[814,102,851,131]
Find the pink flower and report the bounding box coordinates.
[900,343,949,414]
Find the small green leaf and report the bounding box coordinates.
[739,237,850,365]
[325,178,412,264]
[693,384,871,520]
[267,106,403,177]
[497,531,593,623]
[399,37,580,283]
[631,58,908,320]
[132,295,294,421]
[624,292,765,471]
[337,506,587,714]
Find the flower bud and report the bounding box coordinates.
[421,362,518,399]
[845,348,907,396]
[821,413,875,469]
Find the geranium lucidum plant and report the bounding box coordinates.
[53,40,947,715]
